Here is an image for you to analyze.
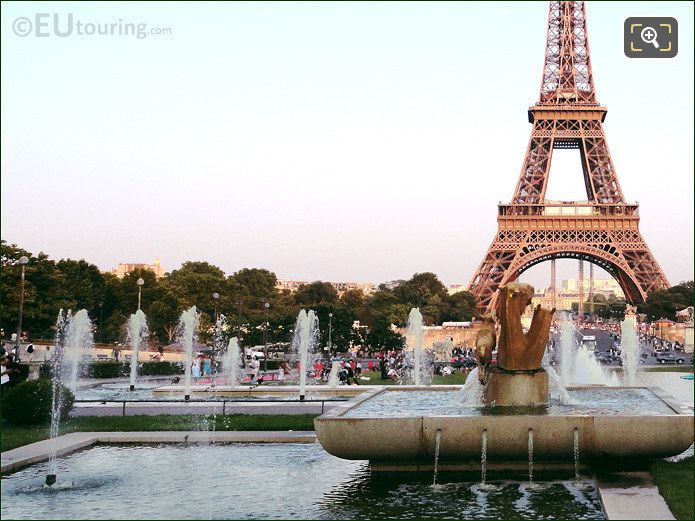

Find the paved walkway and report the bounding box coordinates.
[596,471,675,520]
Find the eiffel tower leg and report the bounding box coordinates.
[578,260,584,322]
[550,259,557,310]
[613,231,670,298]
[468,233,525,315]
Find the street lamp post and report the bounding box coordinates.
[235,300,243,339]
[263,302,270,371]
[213,292,220,323]
[136,278,145,311]
[15,256,29,356]
[327,312,333,359]
[99,301,104,344]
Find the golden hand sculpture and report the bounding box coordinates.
[495,282,555,371]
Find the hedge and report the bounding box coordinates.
[1,379,75,425]
[40,361,185,379]
[35,359,292,379]
[15,364,30,383]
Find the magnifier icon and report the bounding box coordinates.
[640,26,660,48]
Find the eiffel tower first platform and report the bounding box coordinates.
[468,0,669,314]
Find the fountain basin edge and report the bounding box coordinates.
[314,386,694,468]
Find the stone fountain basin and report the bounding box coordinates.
[314,386,694,468]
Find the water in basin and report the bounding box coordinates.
[342,388,676,418]
[1,443,605,520]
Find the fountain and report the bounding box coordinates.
[315,282,693,469]
[573,428,580,479]
[559,314,575,387]
[177,306,199,401]
[558,313,614,386]
[46,309,94,486]
[480,430,488,484]
[126,310,149,391]
[291,309,319,401]
[223,337,241,386]
[328,361,341,387]
[619,312,641,386]
[64,309,94,392]
[212,314,227,383]
[432,429,442,486]
[406,308,430,386]
[458,367,484,406]
[527,429,534,483]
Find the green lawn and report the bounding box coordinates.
[644,366,694,373]
[357,370,470,385]
[0,414,317,453]
[650,456,694,520]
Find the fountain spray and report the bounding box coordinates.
[178,306,199,401]
[407,308,424,386]
[291,310,319,401]
[224,337,241,386]
[126,310,149,391]
[46,309,94,486]
[619,318,640,386]
[212,314,227,386]
[559,314,575,387]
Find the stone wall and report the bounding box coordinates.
[396,325,480,349]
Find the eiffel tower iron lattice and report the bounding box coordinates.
[468,0,669,314]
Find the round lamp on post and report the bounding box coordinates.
[213,292,220,323]
[15,256,29,356]
[136,278,145,311]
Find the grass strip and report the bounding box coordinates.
[1,414,317,452]
[650,456,694,520]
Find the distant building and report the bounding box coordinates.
[447,284,468,295]
[275,280,308,292]
[110,255,165,279]
[561,277,624,298]
[275,280,376,296]
[530,277,625,311]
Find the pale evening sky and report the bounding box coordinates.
[1,1,693,289]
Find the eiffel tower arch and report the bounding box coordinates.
[468,0,669,314]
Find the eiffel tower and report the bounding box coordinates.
[468,0,669,314]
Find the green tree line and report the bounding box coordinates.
[1,240,476,351]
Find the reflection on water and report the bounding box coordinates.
[318,469,603,520]
[1,444,604,520]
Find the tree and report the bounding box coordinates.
[55,259,105,316]
[338,289,365,311]
[294,281,338,306]
[164,262,227,320]
[1,241,79,339]
[363,289,408,327]
[422,294,446,325]
[147,287,182,343]
[639,281,694,321]
[230,268,278,305]
[443,291,476,322]
[393,272,448,308]
[312,305,356,354]
[365,316,405,352]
